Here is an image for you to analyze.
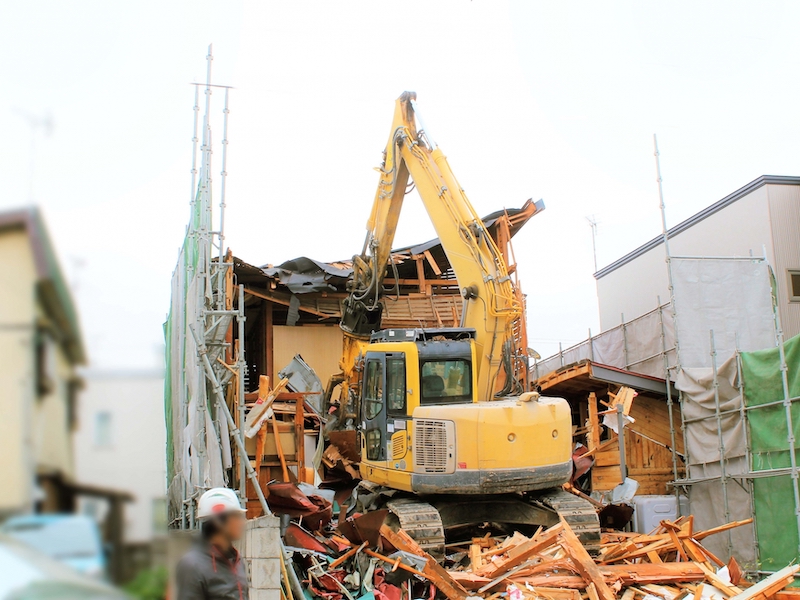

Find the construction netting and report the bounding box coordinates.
[741,333,800,570]
[536,257,779,566]
[533,303,677,381]
[671,257,775,565]
[164,182,232,524]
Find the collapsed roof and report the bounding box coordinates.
[237,199,544,296]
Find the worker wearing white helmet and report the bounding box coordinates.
[175,488,250,600]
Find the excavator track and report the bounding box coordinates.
[386,499,446,557]
[532,488,601,552]
[364,488,600,559]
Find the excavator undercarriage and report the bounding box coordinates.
[352,484,601,557]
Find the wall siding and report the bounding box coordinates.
[0,230,37,513]
[273,325,344,388]
[767,185,800,340]
[597,185,775,330]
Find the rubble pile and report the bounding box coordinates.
[274,485,797,600]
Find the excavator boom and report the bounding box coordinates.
[342,92,521,401]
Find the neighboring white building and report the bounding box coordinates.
[594,175,800,338]
[0,207,85,516]
[73,369,167,544]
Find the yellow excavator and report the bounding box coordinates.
[327,92,599,553]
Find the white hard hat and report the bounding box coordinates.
[197,487,247,520]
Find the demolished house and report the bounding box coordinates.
[165,65,800,600]
[230,200,543,515]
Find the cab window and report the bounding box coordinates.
[365,428,382,461]
[420,359,471,405]
[386,358,406,415]
[364,360,383,419]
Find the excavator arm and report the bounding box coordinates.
[341,92,522,401]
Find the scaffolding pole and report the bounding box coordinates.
[654,135,692,512]
[193,45,214,501]
[621,313,630,368]
[216,88,230,310]
[735,335,761,562]
[190,325,270,517]
[658,297,681,510]
[237,284,247,502]
[709,330,734,558]
[769,269,800,555]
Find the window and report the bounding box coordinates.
[365,428,382,461]
[66,379,80,430]
[35,330,54,398]
[386,358,406,415]
[790,270,800,302]
[420,359,472,405]
[363,360,383,420]
[94,411,112,447]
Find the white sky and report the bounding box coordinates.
[1,0,799,368]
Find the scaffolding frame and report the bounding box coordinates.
[652,135,800,568]
[167,46,270,530]
[534,139,800,573]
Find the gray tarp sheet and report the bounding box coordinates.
[671,257,774,566]
[534,304,676,381]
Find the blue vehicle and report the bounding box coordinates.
[0,514,107,579]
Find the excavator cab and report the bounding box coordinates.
[359,329,476,480]
[357,328,574,496]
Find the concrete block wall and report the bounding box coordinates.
[237,515,282,600]
[167,530,196,600]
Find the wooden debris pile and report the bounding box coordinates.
[282,510,799,600]
[241,375,324,517]
[440,516,796,600]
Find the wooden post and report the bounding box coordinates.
[414,256,429,295]
[587,392,600,451]
[265,301,274,382]
[295,398,306,482]
[270,414,290,482]
[108,497,125,583]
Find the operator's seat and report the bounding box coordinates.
[422,375,445,397]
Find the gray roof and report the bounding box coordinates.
[595,175,800,280]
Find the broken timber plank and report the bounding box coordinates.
[692,583,704,600]
[693,519,753,541]
[664,526,688,561]
[728,565,800,600]
[479,523,563,577]
[557,518,617,600]
[244,376,289,437]
[328,542,367,569]
[697,562,743,597]
[692,539,725,568]
[600,564,705,585]
[380,525,468,600]
[529,587,582,600]
[449,573,587,590]
[477,559,538,594]
[469,544,483,570]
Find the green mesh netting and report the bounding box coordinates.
[741,333,800,569]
